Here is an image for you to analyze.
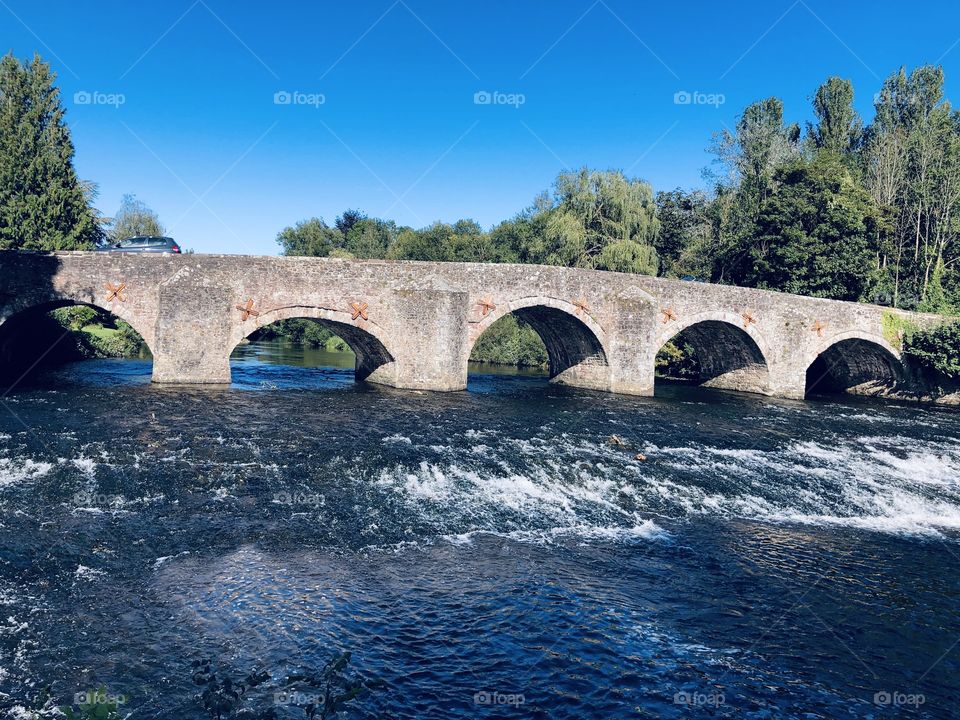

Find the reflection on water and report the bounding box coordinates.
[0,342,958,719]
[233,338,549,379]
[232,338,358,370]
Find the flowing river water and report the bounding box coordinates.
[1,340,959,718]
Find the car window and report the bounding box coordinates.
[118,238,141,247]
[147,238,169,246]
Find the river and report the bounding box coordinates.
[1,339,958,718]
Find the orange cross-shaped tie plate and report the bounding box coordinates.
[350,302,369,321]
[661,307,678,323]
[573,298,589,315]
[105,282,126,303]
[477,298,496,316]
[236,299,259,321]
[812,320,826,336]
[741,311,756,328]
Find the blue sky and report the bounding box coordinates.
[4,0,960,254]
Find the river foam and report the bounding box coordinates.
[364,421,960,540]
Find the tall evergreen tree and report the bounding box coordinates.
[0,53,102,250]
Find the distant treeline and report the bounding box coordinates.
[269,67,960,369]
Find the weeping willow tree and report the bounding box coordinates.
[541,168,660,274]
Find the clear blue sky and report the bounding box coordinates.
[4,0,960,254]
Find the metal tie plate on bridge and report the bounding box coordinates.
[236,299,259,321]
[105,282,127,303]
[812,320,826,336]
[573,298,589,316]
[661,306,678,323]
[477,298,496,316]
[350,301,369,321]
[741,311,756,328]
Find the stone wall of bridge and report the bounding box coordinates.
[0,252,953,401]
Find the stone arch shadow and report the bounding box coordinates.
[228,305,397,384]
[0,296,156,388]
[655,310,772,395]
[468,296,611,391]
[802,330,903,397]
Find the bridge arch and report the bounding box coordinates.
[228,305,396,383]
[654,310,772,395]
[1,294,155,354]
[0,298,155,387]
[468,296,610,390]
[802,330,902,397]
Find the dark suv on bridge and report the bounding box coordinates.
[97,236,182,254]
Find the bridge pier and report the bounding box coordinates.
[765,370,807,400]
[386,289,470,391]
[152,281,234,384]
[606,297,656,396]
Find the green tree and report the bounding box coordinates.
[863,66,960,309]
[540,168,660,274]
[707,97,801,283]
[385,223,449,261]
[469,314,547,367]
[443,219,504,262]
[808,76,862,156]
[334,208,366,237]
[108,193,164,241]
[654,189,712,278]
[344,217,397,258]
[276,217,344,256]
[0,53,103,250]
[749,154,879,300]
[488,197,551,265]
[903,322,960,378]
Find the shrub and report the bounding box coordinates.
[881,311,915,350]
[469,314,548,367]
[655,340,701,379]
[903,322,960,379]
[49,305,102,331]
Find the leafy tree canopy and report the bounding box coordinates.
[108,193,164,241]
[749,154,878,300]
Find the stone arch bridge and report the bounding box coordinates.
[0,252,948,399]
